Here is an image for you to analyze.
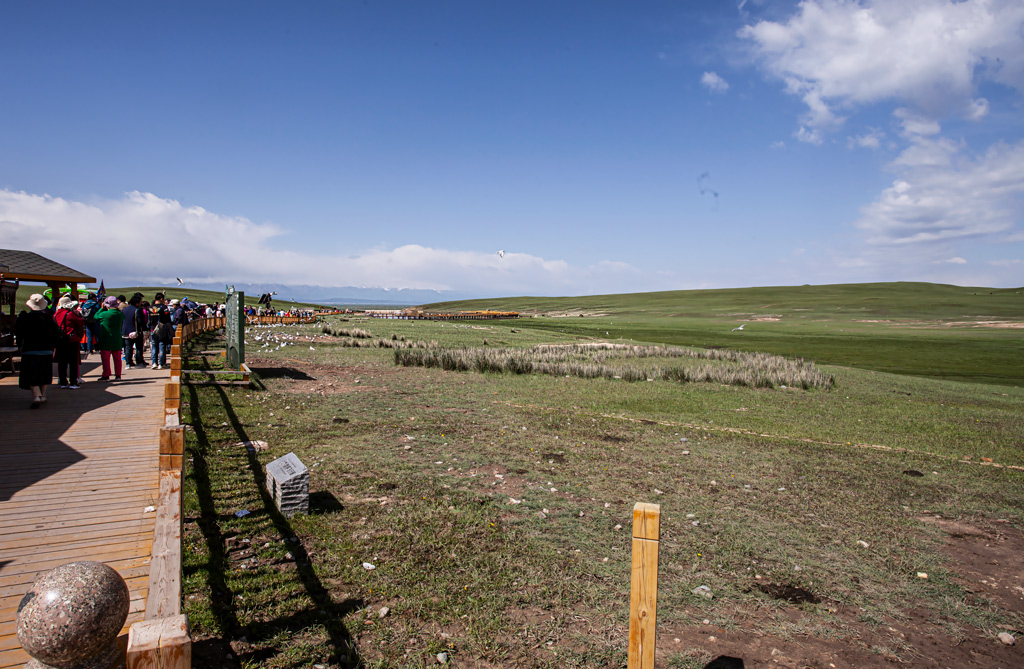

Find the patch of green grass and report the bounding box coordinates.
[423,281,1024,385]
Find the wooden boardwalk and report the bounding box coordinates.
[0,357,167,668]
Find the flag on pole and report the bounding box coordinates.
[97,280,106,298]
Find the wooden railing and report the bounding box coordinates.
[126,324,192,668]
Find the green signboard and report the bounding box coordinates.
[226,291,245,369]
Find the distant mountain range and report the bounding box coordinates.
[183,282,474,306]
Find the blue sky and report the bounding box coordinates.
[2,0,1022,296]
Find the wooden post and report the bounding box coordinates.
[127,614,190,669]
[628,502,660,669]
[159,426,185,472]
[163,378,179,406]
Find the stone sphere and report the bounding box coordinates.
[16,561,129,668]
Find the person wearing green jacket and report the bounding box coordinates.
[93,296,125,380]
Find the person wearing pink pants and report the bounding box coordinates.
[93,296,125,381]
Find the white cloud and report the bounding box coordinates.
[847,128,884,149]
[989,258,1022,267]
[0,189,665,296]
[893,108,940,137]
[701,71,730,92]
[935,257,967,264]
[890,134,962,169]
[855,140,1024,246]
[739,0,1024,130]
[794,126,823,145]
[769,140,786,150]
[967,97,990,120]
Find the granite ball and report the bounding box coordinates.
[16,561,129,668]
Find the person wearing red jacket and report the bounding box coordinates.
[54,296,86,389]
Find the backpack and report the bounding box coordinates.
[54,310,77,345]
[81,303,98,322]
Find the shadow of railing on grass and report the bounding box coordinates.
[183,363,364,668]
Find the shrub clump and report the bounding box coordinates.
[325,327,374,339]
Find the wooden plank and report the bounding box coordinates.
[1,535,153,561]
[145,473,182,620]
[1,525,153,552]
[0,562,150,591]
[0,506,157,532]
[628,502,660,669]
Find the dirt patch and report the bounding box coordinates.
[755,583,820,604]
[943,321,1024,329]
[922,516,1024,615]
[248,356,384,395]
[659,605,1022,668]
[542,311,609,318]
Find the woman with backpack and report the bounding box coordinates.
[80,292,100,355]
[150,292,173,369]
[54,296,86,389]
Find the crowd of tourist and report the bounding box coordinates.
[12,290,224,409]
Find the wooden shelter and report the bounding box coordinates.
[0,249,97,332]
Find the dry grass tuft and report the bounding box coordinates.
[393,343,834,389]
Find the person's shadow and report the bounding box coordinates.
[0,360,131,502]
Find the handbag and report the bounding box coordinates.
[156,322,174,341]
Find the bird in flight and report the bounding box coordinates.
[731,324,745,331]
[176,277,183,285]
[497,250,505,259]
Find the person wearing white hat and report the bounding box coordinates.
[55,296,86,389]
[14,294,60,408]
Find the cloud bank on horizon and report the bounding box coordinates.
[0,0,1021,295]
[0,189,654,295]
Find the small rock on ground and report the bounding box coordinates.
[998,632,1015,645]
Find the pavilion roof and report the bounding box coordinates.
[0,249,96,284]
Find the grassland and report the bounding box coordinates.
[179,298,1024,668]
[424,282,1024,386]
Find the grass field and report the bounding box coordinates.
[178,291,1024,668]
[425,282,1024,386]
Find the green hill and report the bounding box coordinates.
[423,282,1024,386]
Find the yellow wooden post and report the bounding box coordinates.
[628,502,660,669]
[158,426,185,472]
